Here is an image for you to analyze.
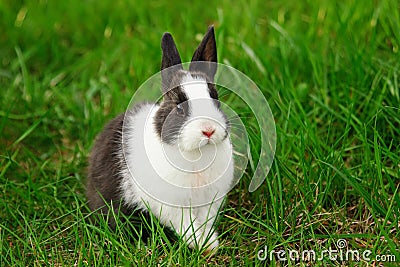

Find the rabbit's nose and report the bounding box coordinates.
[202,129,215,138]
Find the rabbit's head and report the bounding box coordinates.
[154,26,229,152]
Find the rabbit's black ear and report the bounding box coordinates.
[189,26,217,81]
[161,33,182,70]
[161,33,183,92]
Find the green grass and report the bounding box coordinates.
[1,0,399,266]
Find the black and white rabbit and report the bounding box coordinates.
[87,26,234,252]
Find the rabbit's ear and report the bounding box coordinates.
[189,26,217,81]
[161,33,183,92]
[161,33,182,71]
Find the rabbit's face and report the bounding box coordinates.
[155,26,226,152]
[154,71,229,152]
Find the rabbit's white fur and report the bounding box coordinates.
[119,73,234,251]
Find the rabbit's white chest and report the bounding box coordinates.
[121,103,234,209]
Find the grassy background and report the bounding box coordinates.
[1,0,399,266]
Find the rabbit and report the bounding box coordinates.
[86,26,234,253]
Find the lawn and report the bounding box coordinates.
[1,0,399,266]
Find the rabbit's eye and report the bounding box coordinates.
[176,103,184,115]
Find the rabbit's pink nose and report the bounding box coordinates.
[202,129,215,138]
